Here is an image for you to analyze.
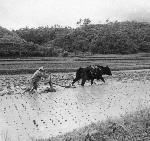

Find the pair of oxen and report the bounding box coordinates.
[72,65,112,86]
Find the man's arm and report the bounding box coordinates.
[47,75,54,89]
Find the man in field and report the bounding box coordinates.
[29,66,55,92]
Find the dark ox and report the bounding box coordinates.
[72,65,112,86]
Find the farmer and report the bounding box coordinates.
[29,66,55,92]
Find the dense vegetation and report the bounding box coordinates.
[1,20,150,57]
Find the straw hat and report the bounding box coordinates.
[38,66,44,71]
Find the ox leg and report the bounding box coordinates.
[81,73,87,86]
[72,77,80,85]
[100,76,105,83]
[91,78,94,85]
[81,78,86,86]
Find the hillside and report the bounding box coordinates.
[0,26,26,57]
[1,21,150,57]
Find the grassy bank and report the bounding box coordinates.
[37,108,150,141]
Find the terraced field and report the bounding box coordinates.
[1,53,150,75]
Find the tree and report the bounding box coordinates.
[76,18,91,27]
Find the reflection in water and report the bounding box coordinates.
[0,79,150,141]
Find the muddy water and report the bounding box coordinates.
[0,70,150,141]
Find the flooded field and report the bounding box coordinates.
[0,70,150,141]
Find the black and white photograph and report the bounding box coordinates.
[1,0,150,140]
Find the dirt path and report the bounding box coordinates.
[0,70,150,141]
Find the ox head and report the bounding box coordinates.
[104,65,112,75]
[97,65,112,75]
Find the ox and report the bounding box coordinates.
[72,65,112,86]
